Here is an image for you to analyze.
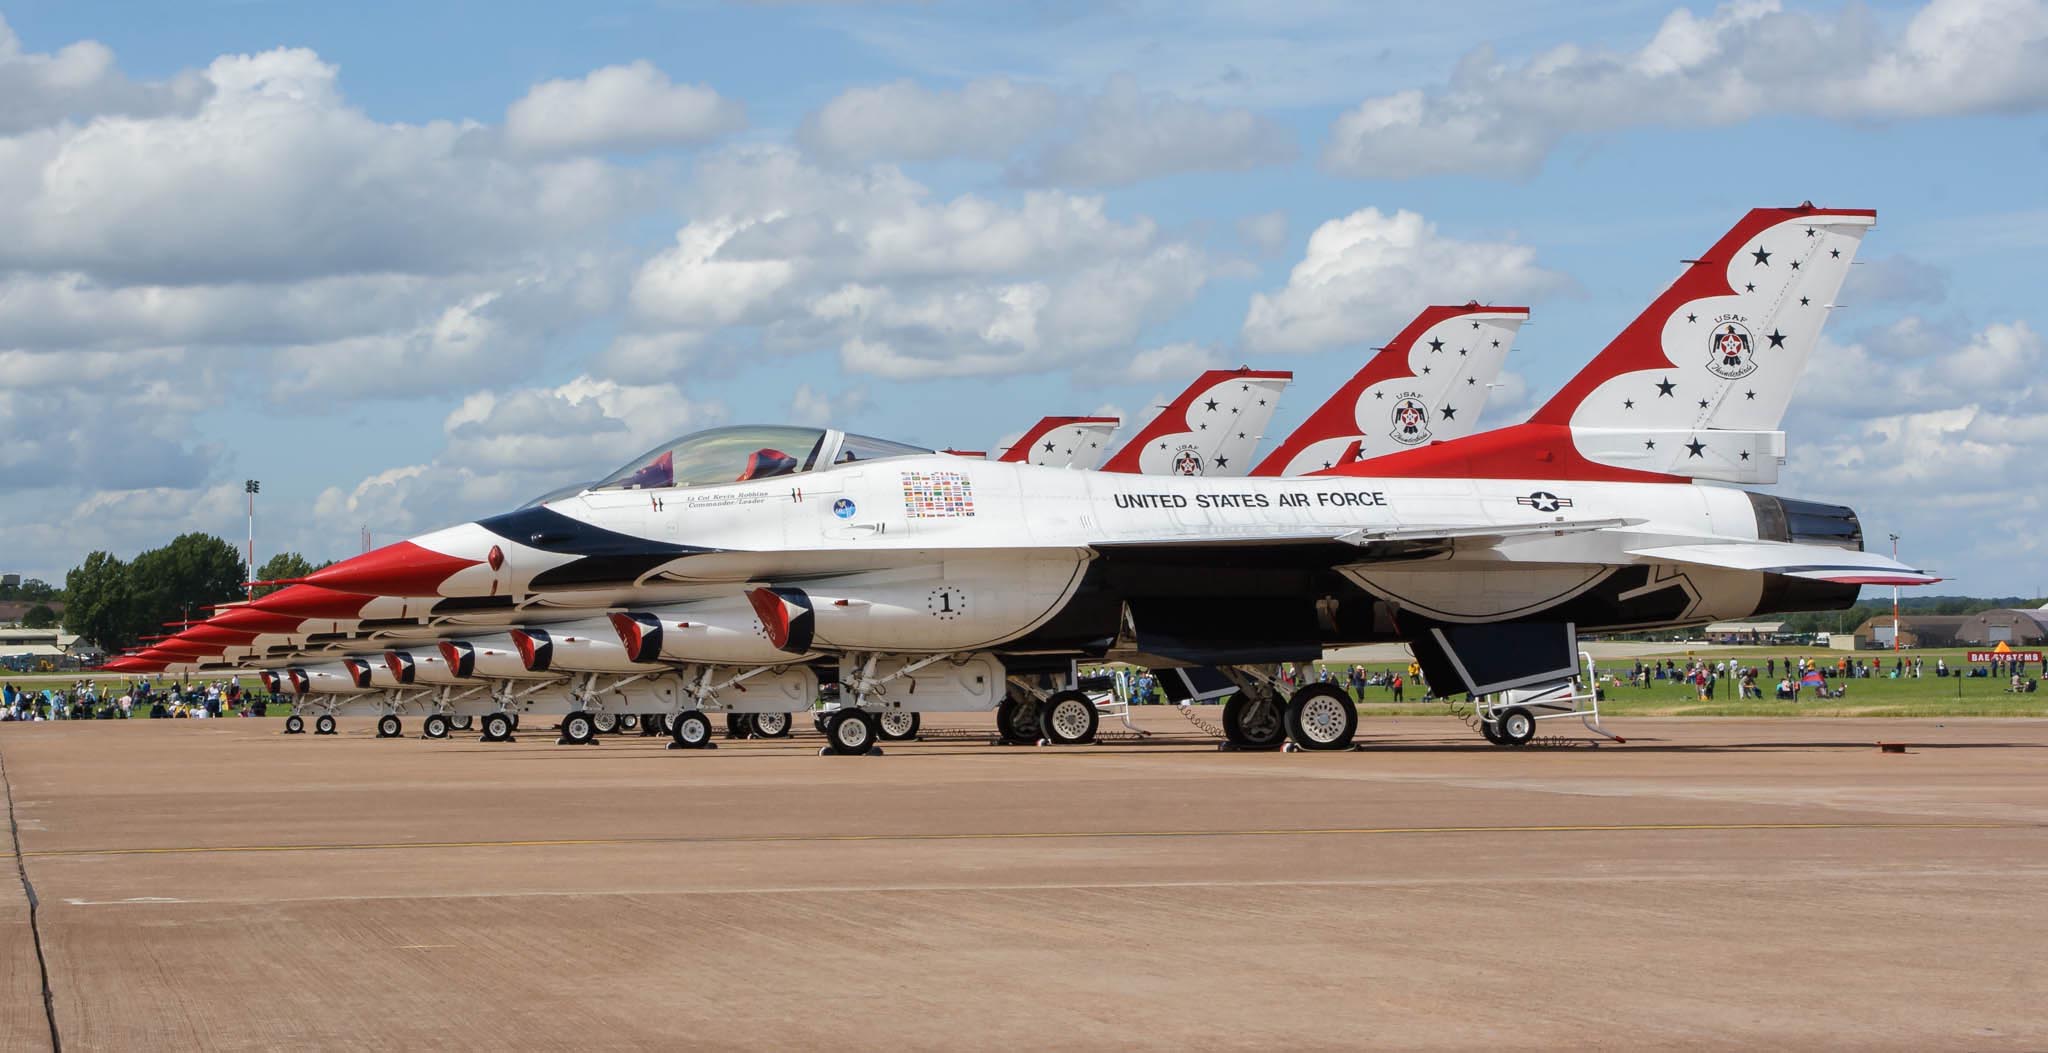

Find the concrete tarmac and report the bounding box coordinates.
[1,712,2044,1051]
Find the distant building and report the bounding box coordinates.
[1955,609,2048,647]
[0,600,65,626]
[1704,620,1785,644]
[0,573,19,588]
[0,628,88,671]
[1851,614,1970,649]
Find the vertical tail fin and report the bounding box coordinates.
[1099,368,1291,476]
[1250,303,1526,476]
[998,416,1122,469]
[1330,205,1872,484]
[1529,204,1873,483]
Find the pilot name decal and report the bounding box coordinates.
[1707,315,1758,380]
[900,471,977,518]
[684,490,775,510]
[1114,490,1388,509]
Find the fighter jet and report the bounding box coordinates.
[244,206,1927,756]
[996,416,1121,469]
[1251,304,1525,476]
[1097,368,1290,477]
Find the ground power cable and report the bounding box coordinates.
[0,740,62,1051]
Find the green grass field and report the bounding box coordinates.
[6,645,2040,719]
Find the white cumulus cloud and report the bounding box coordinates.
[1323,0,2048,179]
[505,60,744,155]
[1241,207,1567,353]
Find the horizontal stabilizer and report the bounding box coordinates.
[1627,541,1939,585]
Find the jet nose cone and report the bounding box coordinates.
[300,539,484,597]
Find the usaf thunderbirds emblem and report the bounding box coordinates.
[1390,394,1431,445]
[1171,444,1205,476]
[1707,316,1758,380]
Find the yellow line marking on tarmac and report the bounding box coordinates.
[18,821,2020,860]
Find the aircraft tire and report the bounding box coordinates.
[481,712,514,742]
[671,710,712,749]
[996,697,1040,744]
[1283,684,1356,750]
[726,713,755,739]
[561,711,597,746]
[314,714,337,736]
[284,714,304,735]
[876,710,921,741]
[592,712,619,735]
[1499,707,1536,747]
[377,715,402,739]
[618,714,639,733]
[1221,692,1284,749]
[452,715,474,732]
[423,714,451,740]
[1037,690,1098,746]
[1478,715,1506,745]
[824,710,878,755]
[752,711,792,738]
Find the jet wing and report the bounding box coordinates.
[1626,542,1940,585]
[1093,517,1633,551]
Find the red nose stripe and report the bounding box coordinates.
[211,607,310,633]
[251,584,375,619]
[301,541,483,597]
[182,625,260,645]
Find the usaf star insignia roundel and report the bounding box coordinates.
[1706,316,1759,381]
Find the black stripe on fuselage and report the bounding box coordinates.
[477,505,719,589]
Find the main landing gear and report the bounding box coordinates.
[423,714,451,740]
[820,710,880,755]
[479,712,516,743]
[1222,682,1358,751]
[559,711,598,746]
[668,710,713,750]
[876,710,921,742]
[376,714,403,739]
[284,713,305,735]
[1037,690,1098,746]
[750,711,792,738]
[314,713,337,736]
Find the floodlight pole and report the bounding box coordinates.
[1888,533,1900,653]
[245,479,260,601]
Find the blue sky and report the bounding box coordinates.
[2,0,2045,597]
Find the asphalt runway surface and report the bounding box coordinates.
[1,712,2044,1051]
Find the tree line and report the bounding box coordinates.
[60,537,331,650]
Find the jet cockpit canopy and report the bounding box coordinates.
[592,425,932,492]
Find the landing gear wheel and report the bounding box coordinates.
[1221,692,1284,749]
[670,710,712,749]
[751,711,792,738]
[1284,684,1357,750]
[876,711,921,741]
[593,712,619,735]
[726,713,755,739]
[509,714,521,731]
[996,697,1041,744]
[561,711,597,746]
[377,714,402,739]
[1478,715,1506,745]
[1499,707,1536,747]
[423,714,451,739]
[1038,690,1099,746]
[618,714,639,733]
[824,710,878,755]
[452,715,474,732]
[642,714,668,736]
[481,712,514,742]
[284,714,305,735]
[314,713,337,736]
